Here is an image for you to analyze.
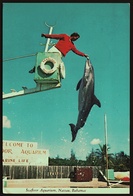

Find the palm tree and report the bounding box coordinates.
[95,144,114,172]
[69,149,77,166]
[114,151,130,171]
[86,148,98,166]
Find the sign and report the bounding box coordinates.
[3,140,49,166]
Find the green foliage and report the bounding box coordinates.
[49,147,130,172]
[69,149,77,166]
[113,151,130,171]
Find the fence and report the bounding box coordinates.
[3,165,101,179]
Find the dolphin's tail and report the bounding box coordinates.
[69,123,77,142]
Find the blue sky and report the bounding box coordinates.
[3,3,130,160]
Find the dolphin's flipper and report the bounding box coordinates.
[69,123,77,142]
[93,95,101,107]
[76,79,82,91]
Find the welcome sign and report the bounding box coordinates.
[3,140,49,166]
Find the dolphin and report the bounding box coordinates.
[69,59,101,142]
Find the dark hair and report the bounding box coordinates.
[70,32,80,38]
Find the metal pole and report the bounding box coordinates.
[41,131,43,148]
[44,22,55,52]
[45,26,53,52]
[3,83,61,100]
[104,114,109,186]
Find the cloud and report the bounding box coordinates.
[3,116,11,128]
[90,138,101,145]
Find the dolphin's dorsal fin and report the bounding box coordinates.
[93,95,101,107]
[76,79,82,91]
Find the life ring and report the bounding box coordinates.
[40,57,57,74]
[59,62,66,79]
